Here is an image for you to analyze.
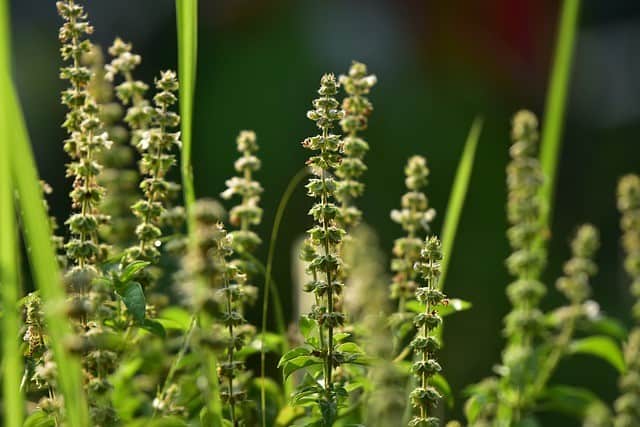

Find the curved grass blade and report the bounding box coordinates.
[175,0,198,237]
[0,53,23,427]
[539,0,581,238]
[8,84,89,427]
[261,167,309,427]
[0,1,88,424]
[240,251,286,336]
[0,2,23,425]
[438,117,483,291]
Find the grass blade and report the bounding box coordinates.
[438,117,483,291]
[261,167,309,427]
[0,115,23,427]
[0,1,88,425]
[0,1,23,425]
[174,2,224,423]
[176,0,198,237]
[539,0,581,235]
[8,84,90,427]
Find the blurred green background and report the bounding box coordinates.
[9,0,640,424]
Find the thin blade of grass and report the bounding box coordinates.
[0,0,88,424]
[0,124,22,427]
[0,0,23,425]
[539,0,581,237]
[261,167,309,427]
[174,2,224,423]
[438,117,483,291]
[7,73,89,427]
[176,0,198,237]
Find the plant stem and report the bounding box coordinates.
[260,167,307,427]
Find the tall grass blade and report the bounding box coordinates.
[438,117,483,291]
[0,0,88,425]
[174,2,224,423]
[7,66,90,427]
[261,167,308,427]
[0,1,23,425]
[175,0,198,237]
[539,0,581,236]
[8,83,90,427]
[0,112,23,427]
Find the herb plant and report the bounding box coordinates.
[0,1,638,427]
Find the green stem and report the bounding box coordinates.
[260,167,308,427]
[538,0,581,248]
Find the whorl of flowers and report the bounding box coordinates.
[175,199,256,424]
[390,156,436,316]
[409,236,446,427]
[58,0,113,271]
[531,225,600,402]
[501,111,546,386]
[298,73,347,414]
[556,224,599,310]
[83,45,139,252]
[614,175,640,427]
[335,61,376,229]
[221,130,264,259]
[105,38,152,142]
[125,71,181,266]
[342,226,406,427]
[175,199,226,312]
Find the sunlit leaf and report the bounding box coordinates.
[569,335,625,373]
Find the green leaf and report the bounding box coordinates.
[278,347,311,368]
[23,411,55,427]
[334,332,351,342]
[584,316,628,341]
[569,335,625,373]
[335,342,364,354]
[158,307,192,331]
[120,261,150,283]
[431,374,453,408]
[439,116,483,291]
[119,281,146,322]
[538,0,581,244]
[282,356,323,380]
[237,333,284,359]
[275,405,306,427]
[140,318,166,338]
[299,315,316,339]
[539,385,607,419]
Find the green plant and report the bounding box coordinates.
[2,1,640,426]
[280,73,360,426]
[409,236,447,427]
[389,156,436,353]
